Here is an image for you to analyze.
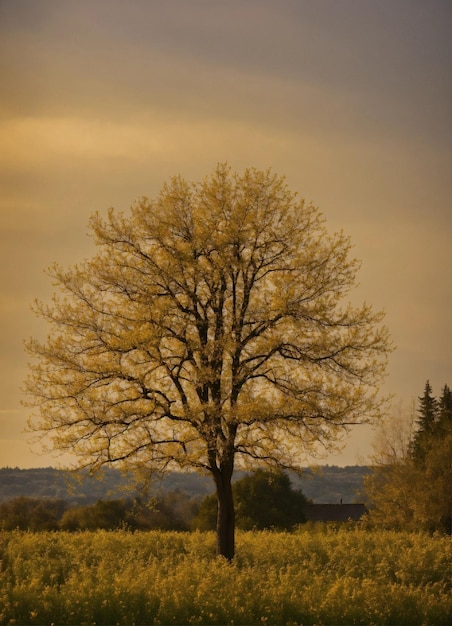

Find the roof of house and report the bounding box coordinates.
[304,503,368,522]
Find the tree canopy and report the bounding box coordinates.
[192,469,308,531]
[25,164,391,558]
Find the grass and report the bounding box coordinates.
[0,527,450,625]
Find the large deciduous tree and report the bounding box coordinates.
[24,165,391,559]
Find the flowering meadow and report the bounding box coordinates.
[0,528,450,625]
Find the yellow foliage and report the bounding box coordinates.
[24,165,393,557]
[25,164,391,474]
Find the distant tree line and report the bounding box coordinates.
[0,470,308,532]
[0,492,197,532]
[0,465,369,505]
[364,381,452,534]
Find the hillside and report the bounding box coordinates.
[291,466,372,503]
[0,466,370,504]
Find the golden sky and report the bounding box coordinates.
[1,0,451,467]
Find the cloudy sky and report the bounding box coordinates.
[1,0,451,468]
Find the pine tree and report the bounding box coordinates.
[365,382,452,534]
[410,380,438,466]
[437,384,452,437]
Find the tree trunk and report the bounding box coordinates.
[214,469,235,560]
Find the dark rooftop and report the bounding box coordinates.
[305,503,368,523]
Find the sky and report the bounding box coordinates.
[1,0,451,469]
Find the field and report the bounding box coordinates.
[0,528,450,625]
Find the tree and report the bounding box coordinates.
[0,497,68,531]
[192,469,308,531]
[437,384,452,437]
[24,164,391,559]
[364,385,452,534]
[60,499,119,530]
[233,469,308,530]
[410,380,438,466]
[191,493,218,531]
[362,402,417,530]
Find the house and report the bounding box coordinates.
[304,502,368,523]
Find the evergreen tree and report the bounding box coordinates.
[365,382,452,534]
[437,384,452,437]
[410,381,438,465]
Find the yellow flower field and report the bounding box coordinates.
[0,528,450,625]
